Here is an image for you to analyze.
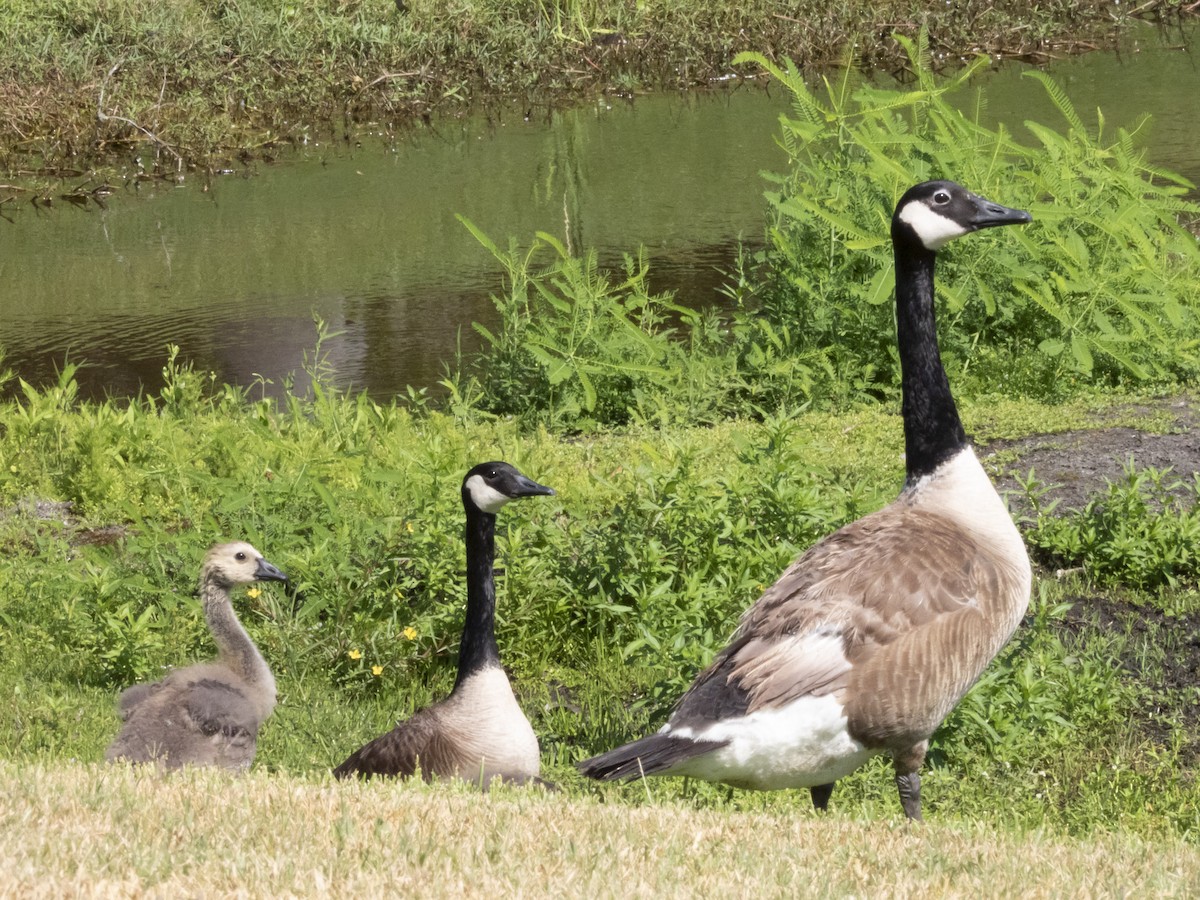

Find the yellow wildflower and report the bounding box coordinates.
[402,626,418,641]
[8,465,15,474]
[405,521,414,534]
[371,665,384,676]
[348,649,362,660]
[246,587,262,599]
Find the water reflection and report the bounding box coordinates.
[0,25,1196,401]
[0,89,786,400]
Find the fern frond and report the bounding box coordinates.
[1023,71,1087,134]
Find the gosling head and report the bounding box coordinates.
[462,461,555,515]
[893,180,1032,252]
[201,541,288,590]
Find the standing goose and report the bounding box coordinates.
[579,181,1034,820]
[106,541,287,770]
[333,461,555,786]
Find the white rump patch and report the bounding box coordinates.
[465,474,511,514]
[663,693,875,791]
[898,202,970,250]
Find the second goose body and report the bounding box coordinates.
[333,461,555,786]
[579,181,1034,819]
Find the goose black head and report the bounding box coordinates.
[892,180,1032,252]
[462,461,556,515]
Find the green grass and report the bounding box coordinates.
[0,360,1196,841]
[0,0,1178,181]
[2,17,1200,887]
[3,762,1197,896]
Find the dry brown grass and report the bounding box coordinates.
[0,761,1196,898]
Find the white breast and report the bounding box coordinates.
[447,667,540,780]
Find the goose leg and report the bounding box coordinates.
[895,771,923,821]
[810,782,835,811]
[893,740,928,821]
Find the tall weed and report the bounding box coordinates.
[448,36,1200,430]
[744,34,1200,405]
[445,220,739,428]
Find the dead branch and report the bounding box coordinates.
[96,60,184,169]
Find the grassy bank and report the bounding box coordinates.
[2,28,1200,891]
[0,367,1197,839]
[1,762,1197,897]
[0,0,1192,183]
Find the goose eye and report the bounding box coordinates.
[235,552,247,561]
[933,191,951,204]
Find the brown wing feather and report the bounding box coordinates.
[671,505,1021,747]
[333,704,465,780]
[740,507,981,644]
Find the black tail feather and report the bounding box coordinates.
[578,732,726,781]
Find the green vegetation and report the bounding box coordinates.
[1024,462,1200,592]
[0,0,1188,182]
[752,44,1200,401]
[1,355,1197,838]
[449,39,1200,429]
[1,27,1199,894]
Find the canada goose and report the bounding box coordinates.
[579,181,1034,820]
[333,461,555,786]
[105,541,287,770]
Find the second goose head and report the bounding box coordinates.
[463,461,556,515]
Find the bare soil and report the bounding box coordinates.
[987,393,1200,513]
[985,393,1200,756]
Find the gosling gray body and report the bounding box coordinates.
[333,461,555,787]
[580,181,1034,820]
[105,541,287,771]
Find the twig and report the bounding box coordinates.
[1055,566,1085,580]
[363,71,422,90]
[96,59,184,167]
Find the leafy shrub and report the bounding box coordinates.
[445,221,741,428]
[1022,461,1200,590]
[0,358,879,699]
[744,34,1200,406]
[450,36,1200,431]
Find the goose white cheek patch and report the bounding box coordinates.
[465,475,512,513]
[898,202,970,250]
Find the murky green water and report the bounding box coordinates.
[0,25,1196,400]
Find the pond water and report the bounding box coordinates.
[0,24,1196,401]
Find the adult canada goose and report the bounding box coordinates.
[333,461,555,786]
[579,181,1034,820]
[105,541,287,770]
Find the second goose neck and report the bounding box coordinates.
[895,242,968,484]
[456,507,501,689]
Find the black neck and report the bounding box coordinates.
[455,505,501,688]
[894,238,968,483]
